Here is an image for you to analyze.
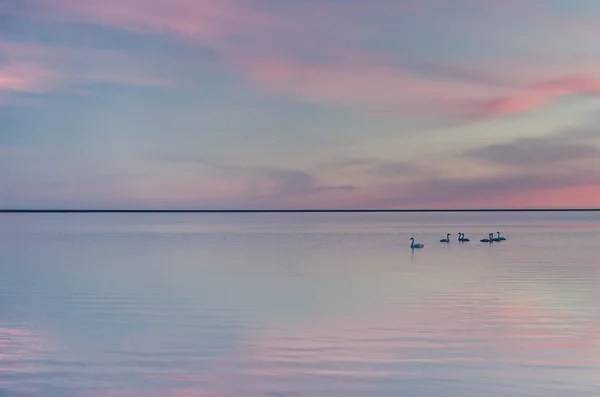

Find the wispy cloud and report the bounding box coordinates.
[22,0,600,121]
[465,124,600,166]
[158,130,600,208]
[326,157,421,179]
[163,154,356,201]
[236,53,498,119]
[357,167,600,209]
[3,0,600,208]
[469,76,600,120]
[37,0,265,43]
[366,123,600,207]
[0,62,55,92]
[0,40,181,100]
[256,169,356,197]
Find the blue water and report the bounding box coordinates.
[1,212,600,396]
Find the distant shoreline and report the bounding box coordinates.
[1,209,599,213]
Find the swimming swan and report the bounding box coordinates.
[410,237,424,249]
[458,232,470,242]
[496,231,506,241]
[480,233,493,243]
[440,233,451,243]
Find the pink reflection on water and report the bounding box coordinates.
[103,295,600,396]
[0,325,59,393]
[236,297,600,371]
[0,327,47,361]
[81,388,222,397]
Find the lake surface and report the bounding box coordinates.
[1,212,600,396]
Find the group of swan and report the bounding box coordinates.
[410,231,506,249]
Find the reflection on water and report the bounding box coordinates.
[1,213,599,396]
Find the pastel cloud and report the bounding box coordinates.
[19,0,600,122]
[0,62,55,93]
[42,0,598,44]
[322,158,425,186]
[318,122,600,209]
[160,155,357,208]
[0,40,181,101]
[238,54,488,114]
[360,125,600,209]
[238,53,600,121]
[1,0,600,208]
[388,171,600,209]
[472,76,600,120]
[8,130,598,209]
[465,126,600,166]
[37,0,265,42]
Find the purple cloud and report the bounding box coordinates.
[465,126,600,165]
[161,154,356,200]
[372,168,600,209]
[327,157,420,178]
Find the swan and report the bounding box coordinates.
[440,233,451,243]
[410,237,424,249]
[496,231,506,241]
[480,233,493,243]
[458,232,470,242]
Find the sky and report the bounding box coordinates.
[1,0,600,209]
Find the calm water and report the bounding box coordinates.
[1,212,600,396]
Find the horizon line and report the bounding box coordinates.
[1,208,600,213]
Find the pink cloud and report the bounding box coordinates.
[0,40,187,99]
[472,75,600,119]
[36,0,600,66]
[0,62,55,92]
[39,0,266,43]
[4,38,599,121]
[501,184,600,209]
[28,0,600,121]
[378,176,600,210]
[39,0,598,37]
[236,53,600,121]
[237,53,498,115]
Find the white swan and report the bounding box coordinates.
[410,237,424,249]
[480,233,493,243]
[440,233,451,243]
